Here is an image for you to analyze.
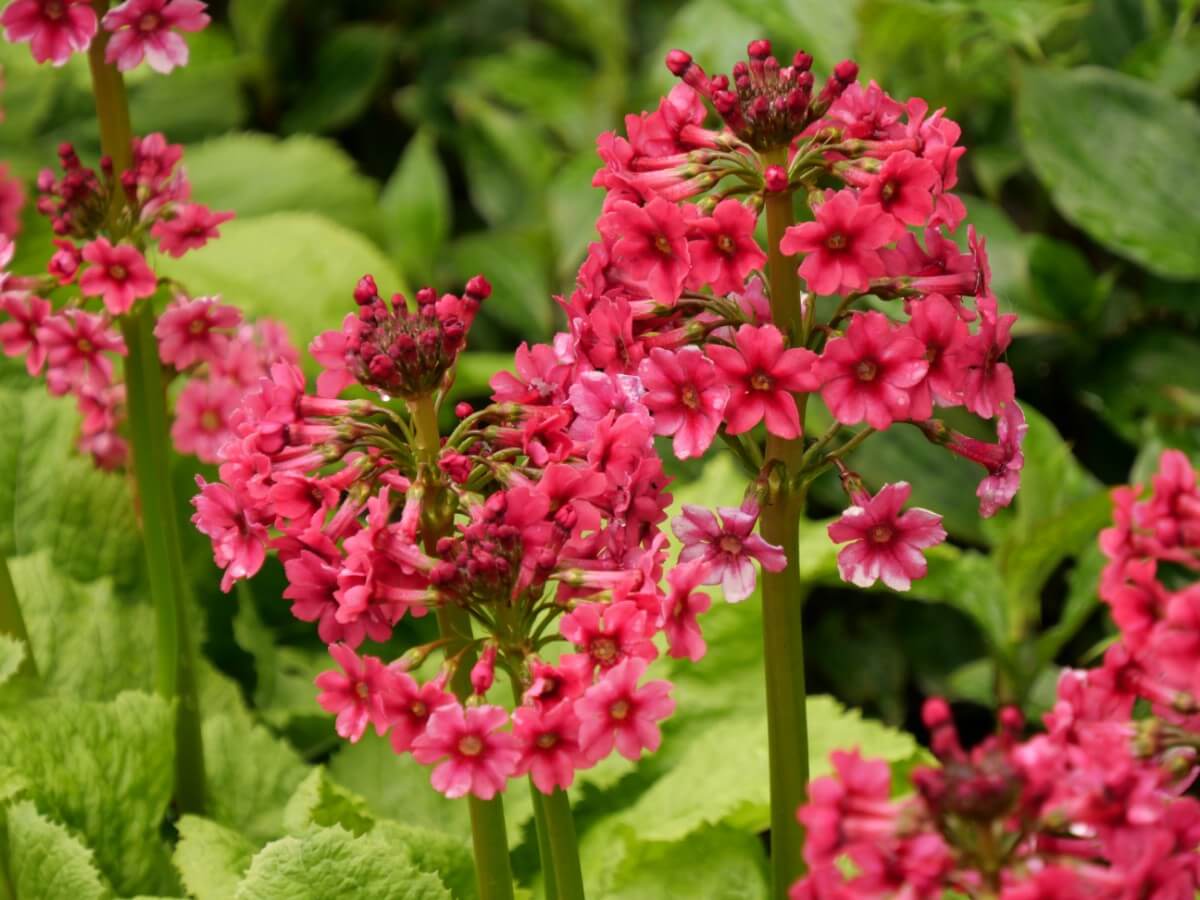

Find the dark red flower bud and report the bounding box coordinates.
[665,49,693,76]
[792,50,813,71]
[464,274,492,301]
[747,39,771,60]
[764,165,789,193]
[833,59,859,82]
[922,697,952,729]
[354,274,378,305]
[455,402,473,418]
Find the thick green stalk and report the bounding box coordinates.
[760,148,810,898]
[412,396,515,900]
[0,554,36,679]
[88,31,206,814]
[530,785,559,900]
[540,788,585,900]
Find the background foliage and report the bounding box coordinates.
[1,0,1198,897]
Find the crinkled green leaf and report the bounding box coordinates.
[371,820,476,900]
[203,711,309,845]
[0,692,174,895]
[1019,66,1200,279]
[282,769,374,837]
[7,552,154,700]
[173,815,256,900]
[233,825,450,900]
[4,800,110,900]
[381,130,452,286]
[181,136,385,243]
[157,212,403,353]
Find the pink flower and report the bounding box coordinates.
[707,323,819,439]
[101,0,210,73]
[859,150,939,232]
[191,476,269,591]
[154,295,241,369]
[672,498,786,601]
[816,311,929,430]
[37,309,125,394]
[977,401,1026,518]
[661,560,712,661]
[282,548,372,647]
[1,0,97,66]
[411,703,521,800]
[601,197,691,303]
[79,238,156,315]
[170,377,239,463]
[559,600,656,671]
[48,238,82,284]
[309,314,357,398]
[314,643,389,743]
[150,203,233,257]
[638,346,729,459]
[512,702,584,794]
[948,294,1015,419]
[576,658,675,763]
[685,198,767,295]
[379,670,455,753]
[827,482,946,591]
[0,293,51,374]
[0,163,25,239]
[780,191,893,296]
[906,293,969,412]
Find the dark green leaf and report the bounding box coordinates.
[282,26,395,135]
[381,131,452,285]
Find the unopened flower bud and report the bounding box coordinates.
[464,274,492,302]
[764,165,789,193]
[470,643,497,696]
[455,402,473,418]
[354,275,378,304]
[747,39,771,60]
[665,49,693,76]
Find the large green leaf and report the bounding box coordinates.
[381,131,452,286]
[157,212,403,354]
[173,816,257,900]
[1018,66,1200,279]
[0,692,175,895]
[4,800,110,900]
[182,135,385,244]
[1085,330,1200,442]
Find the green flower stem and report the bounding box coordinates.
[540,788,585,900]
[530,786,559,900]
[411,396,515,900]
[760,147,811,898]
[0,554,36,679]
[87,28,206,815]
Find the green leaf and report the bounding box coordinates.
[1018,66,1200,279]
[371,821,476,900]
[157,212,404,354]
[911,547,1010,652]
[203,711,309,845]
[643,0,764,100]
[448,229,554,342]
[1036,542,1105,666]
[597,825,768,900]
[282,769,374,837]
[0,692,174,895]
[228,0,287,57]
[8,552,154,700]
[724,0,858,69]
[182,135,385,243]
[1025,235,1106,325]
[173,816,256,900]
[381,131,452,285]
[233,826,450,900]
[547,150,605,283]
[4,800,110,900]
[0,635,25,689]
[0,42,59,138]
[1085,330,1200,443]
[282,26,395,135]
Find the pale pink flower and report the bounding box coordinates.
[154,295,241,369]
[101,0,210,73]
[638,346,729,459]
[661,560,712,661]
[79,238,156,315]
[672,498,786,601]
[576,658,675,763]
[170,377,239,463]
[314,643,389,743]
[827,482,946,591]
[412,703,521,800]
[150,202,233,257]
[1,0,97,66]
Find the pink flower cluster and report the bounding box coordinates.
[1,0,208,72]
[192,274,692,799]
[0,134,291,467]
[792,450,1200,899]
[544,40,1025,597]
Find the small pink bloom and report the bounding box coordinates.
[859,150,939,232]
[559,600,656,671]
[37,309,125,394]
[661,560,711,661]
[0,293,51,374]
[565,370,648,441]
[191,476,269,591]
[827,482,946,591]
[707,323,818,439]
[170,377,239,463]
[150,202,233,257]
[282,548,371,647]
[1,0,97,66]
[906,292,969,412]
[379,669,455,754]
[977,401,1026,518]
[816,311,929,430]
[0,163,25,239]
[685,198,767,296]
[947,294,1015,420]
[101,0,210,73]
[672,498,786,602]
[601,197,691,303]
[79,238,156,315]
[780,191,893,296]
[154,295,241,369]
[48,238,82,284]
[411,703,521,800]
[314,643,389,743]
[638,346,729,459]
[512,702,584,794]
[576,658,675,763]
[309,314,357,398]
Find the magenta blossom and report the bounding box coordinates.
[150,202,233,257]
[79,238,157,315]
[576,658,675,763]
[191,477,269,591]
[661,560,712,661]
[154,295,241,370]
[101,0,210,73]
[672,498,786,601]
[827,482,946,591]
[639,345,729,459]
[379,669,455,754]
[314,643,389,743]
[780,190,893,296]
[0,294,51,375]
[685,198,767,296]
[170,377,239,463]
[1,0,97,66]
[600,197,692,303]
[707,323,819,439]
[411,704,521,800]
[512,702,586,794]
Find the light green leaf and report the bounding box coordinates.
[282,769,374,837]
[381,131,452,285]
[602,825,767,900]
[182,135,385,243]
[547,150,605,283]
[0,635,25,689]
[203,711,309,845]
[157,212,403,353]
[233,825,450,900]
[0,692,174,896]
[7,552,154,700]
[371,821,476,900]
[282,26,395,135]
[1019,66,1200,279]
[0,42,59,138]
[173,816,256,900]
[5,800,110,900]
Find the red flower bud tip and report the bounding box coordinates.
[665,49,693,77]
[747,39,771,60]
[792,50,813,71]
[922,696,953,730]
[455,401,473,418]
[464,274,492,301]
[415,286,437,308]
[998,705,1023,732]
[354,274,378,305]
[833,59,859,82]
[763,165,789,193]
